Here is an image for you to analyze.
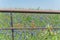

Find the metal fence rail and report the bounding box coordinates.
[0,9,60,13]
[0,27,60,30]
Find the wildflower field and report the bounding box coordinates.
[0,13,60,40]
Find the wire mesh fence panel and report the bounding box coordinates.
[0,13,60,28]
[14,29,60,40]
[0,13,11,28]
[0,30,12,40]
[14,30,42,40]
[0,13,60,40]
[13,13,60,27]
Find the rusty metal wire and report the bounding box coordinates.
[0,27,60,30]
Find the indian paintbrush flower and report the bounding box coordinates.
[31,20,36,28]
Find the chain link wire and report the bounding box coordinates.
[0,13,60,40]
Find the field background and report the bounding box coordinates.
[0,13,60,40]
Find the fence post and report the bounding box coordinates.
[10,13,14,40]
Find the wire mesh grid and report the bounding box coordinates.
[0,13,60,40]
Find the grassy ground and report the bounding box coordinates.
[0,13,60,40]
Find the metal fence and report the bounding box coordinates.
[0,9,60,40]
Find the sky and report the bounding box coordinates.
[0,0,60,10]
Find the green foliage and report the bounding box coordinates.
[0,13,60,27]
[0,13,60,40]
[14,27,59,40]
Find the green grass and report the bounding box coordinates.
[13,13,60,27]
[0,13,60,40]
[0,13,60,28]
